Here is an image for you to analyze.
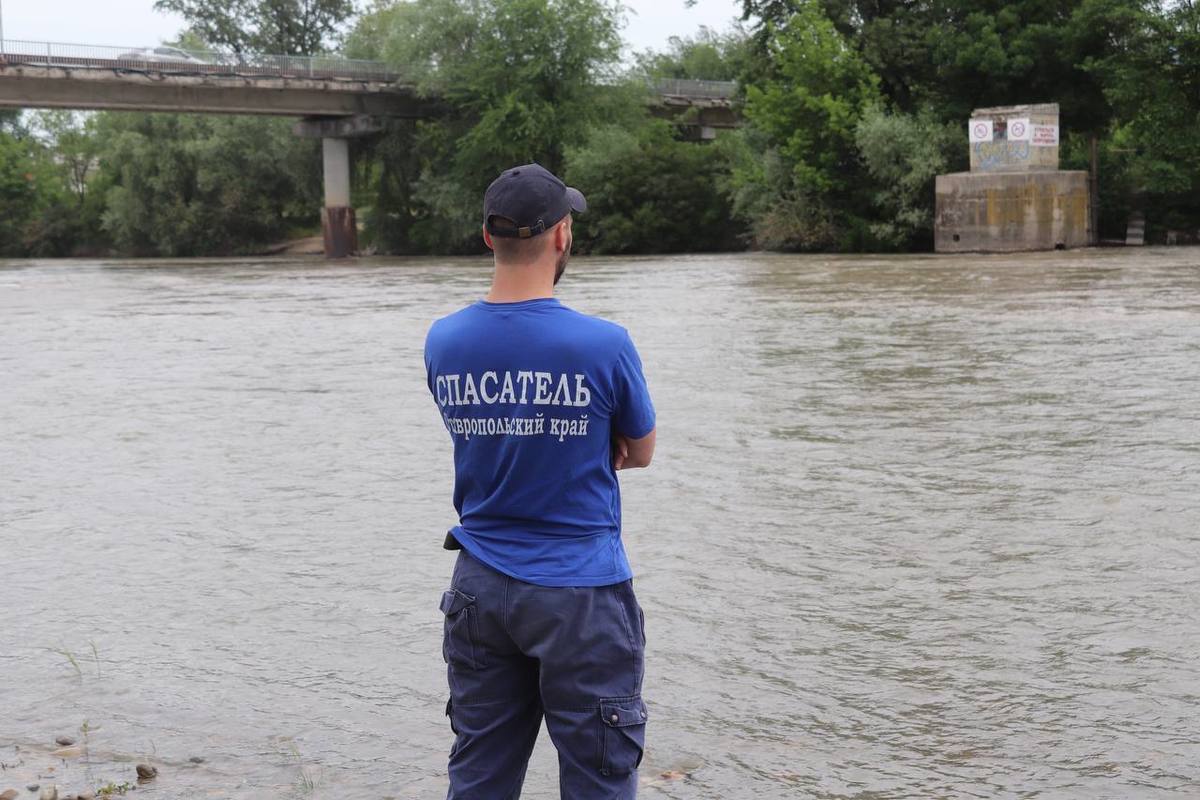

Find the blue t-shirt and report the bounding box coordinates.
[424,298,655,587]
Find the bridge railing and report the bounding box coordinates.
[0,39,399,82]
[652,79,738,100]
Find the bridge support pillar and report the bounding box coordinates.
[321,137,356,259]
[296,117,384,259]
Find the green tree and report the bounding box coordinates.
[94,113,320,255]
[31,111,99,207]
[854,106,964,249]
[0,110,24,135]
[731,0,881,249]
[634,25,752,82]
[735,0,1200,247]
[564,121,742,254]
[0,114,88,257]
[153,0,354,55]
[0,131,45,255]
[346,0,632,253]
[22,111,110,256]
[1080,0,1200,238]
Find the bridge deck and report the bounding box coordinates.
[0,64,423,116]
[0,40,735,119]
[0,40,397,82]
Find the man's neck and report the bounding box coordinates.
[486,260,555,303]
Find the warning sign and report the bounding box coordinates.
[1032,124,1059,146]
[969,119,993,143]
[1007,118,1031,142]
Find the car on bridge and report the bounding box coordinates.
[115,46,209,66]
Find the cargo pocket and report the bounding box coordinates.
[599,696,648,776]
[440,588,485,670]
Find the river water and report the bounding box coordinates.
[1,251,1198,799]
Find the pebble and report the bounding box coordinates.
[76,792,95,800]
[0,789,18,800]
[188,756,205,764]
[26,787,39,794]
[135,764,157,780]
[52,737,74,748]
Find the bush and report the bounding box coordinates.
[565,121,742,254]
[854,106,964,250]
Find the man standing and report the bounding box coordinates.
[424,163,657,799]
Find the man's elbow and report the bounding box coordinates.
[624,429,656,469]
[626,452,653,469]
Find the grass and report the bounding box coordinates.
[49,645,83,678]
[48,641,103,679]
[298,766,320,794]
[96,781,135,797]
[287,742,322,797]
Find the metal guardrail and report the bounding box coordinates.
[653,79,738,100]
[0,39,399,82]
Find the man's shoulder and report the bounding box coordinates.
[425,300,632,356]
[432,303,480,327]
[556,303,630,346]
[426,304,480,343]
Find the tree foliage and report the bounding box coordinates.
[153,0,353,55]
[94,113,320,256]
[634,25,752,82]
[0,114,91,257]
[1082,0,1200,234]
[854,107,964,249]
[346,0,633,253]
[732,0,1200,244]
[729,0,881,249]
[565,121,742,254]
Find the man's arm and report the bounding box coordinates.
[610,330,655,470]
[613,429,656,470]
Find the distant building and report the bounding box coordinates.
[935,103,1090,252]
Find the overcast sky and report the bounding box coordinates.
[0,0,744,57]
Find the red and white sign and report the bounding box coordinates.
[969,119,993,143]
[1032,124,1059,146]
[1007,118,1031,142]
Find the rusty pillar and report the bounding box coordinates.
[321,206,357,258]
[321,137,356,258]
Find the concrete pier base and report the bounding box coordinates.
[321,137,356,258]
[935,170,1089,253]
[322,206,357,259]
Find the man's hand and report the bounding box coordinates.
[612,429,656,470]
[613,435,630,470]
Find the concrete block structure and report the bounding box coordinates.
[967,103,1061,173]
[935,171,1089,252]
[936,103,1092,252]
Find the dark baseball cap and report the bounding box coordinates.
[483,163,587,239]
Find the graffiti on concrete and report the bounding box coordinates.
[973,141,1031,172]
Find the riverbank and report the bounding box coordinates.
[259,235,325,257]
[0,741,162,800]
[0,738,696,799]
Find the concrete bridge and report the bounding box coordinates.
[0,40,737,256]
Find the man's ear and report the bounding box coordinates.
[482,224,495,251]
[554,218,570,251]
